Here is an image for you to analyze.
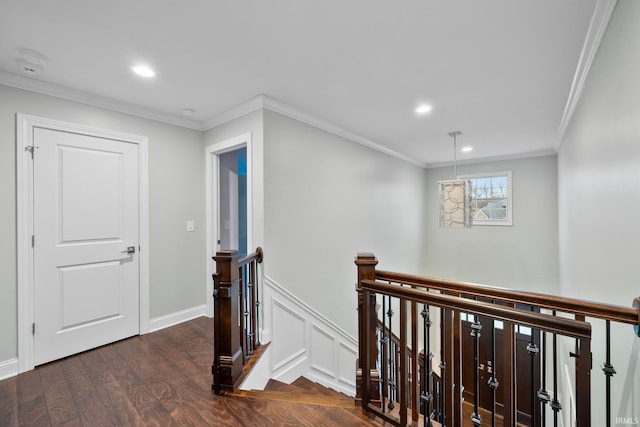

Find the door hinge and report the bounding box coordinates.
[32,323,35,335]
[25,145,38,159]
[31,235,35,248]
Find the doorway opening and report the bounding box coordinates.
[218,147,248,255]
[205,133,253,317]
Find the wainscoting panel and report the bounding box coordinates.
[338,342,358,389]
[256,276,358,396]
[272,297,307,371]
[310,323,337,377]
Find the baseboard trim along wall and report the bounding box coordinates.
[0,358,19,381]
[251,275,358,396]
[149,304,208,333]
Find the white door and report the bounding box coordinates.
[33,127,140,366]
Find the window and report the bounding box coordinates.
[459,171,512,226]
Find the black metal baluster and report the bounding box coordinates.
[388,299,396,410]
[527,307,540,426]
[255,260,261,345]
[551,311,562,427]
[601,320,616,427]
[538,330,550,427]
[381,294,388,413]
[245,279,251,355]
[239,265,246,360]
[488,314,499,427]
[470,316,482,426]
[245,264,252,357]
[439,307,446,425]
[421,305,433,427]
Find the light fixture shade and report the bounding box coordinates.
[438,179,472,228]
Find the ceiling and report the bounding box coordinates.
[0,0,600,167]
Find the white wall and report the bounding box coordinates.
[0,84,205,363]
[558,0,640,423]
[263,109,427,337]
[424,155,559,293]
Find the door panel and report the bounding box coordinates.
[462,311,541,424]
[34,127,139,366]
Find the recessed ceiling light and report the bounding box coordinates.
[181,109,195,116]
[415,104,432,114]
[461,146,473,152]
[132,65,155,78]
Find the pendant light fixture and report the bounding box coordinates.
[438,131,472,228]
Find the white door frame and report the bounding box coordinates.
[205,133,253,317]
[16,114,150,373]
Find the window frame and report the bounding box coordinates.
[458,171,513,226]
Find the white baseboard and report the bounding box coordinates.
[148,304,207,333]
[260,276,358,396]
[0,358,19,381]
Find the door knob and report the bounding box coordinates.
[121,246,136,255]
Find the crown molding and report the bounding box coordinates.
[204,94,426,168]
[555,0,617,151]
[261,96,426,168]
[201,95,266,130]
[0,70,203,130]
[425,149,557,169]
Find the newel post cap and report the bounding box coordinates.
[355,252,378,266]
[213,249,240,262]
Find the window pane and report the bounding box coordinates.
[469,176,507,220]
[518,326,532,336]
[459,171,512,225]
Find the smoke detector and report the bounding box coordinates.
[18,49,46,75]
[20,49,46,66]
[18,60,42,75]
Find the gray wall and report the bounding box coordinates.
[424,155,559,293]
[558,0,640,421]
[263,109,427,336]
[0,84,205,362]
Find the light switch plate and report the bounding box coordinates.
[186,220,194,232]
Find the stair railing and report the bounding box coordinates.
[212,247,263,394]
[355,253,640,427]
[377,318,442,423]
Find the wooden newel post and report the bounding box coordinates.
[355,253,380,406]
[212,250,244,394]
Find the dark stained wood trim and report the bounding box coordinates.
[375,270,638,325]
[362,280,592,339]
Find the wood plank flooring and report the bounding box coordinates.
[0,317,385,426]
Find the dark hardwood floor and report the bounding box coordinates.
[0,317,385,426]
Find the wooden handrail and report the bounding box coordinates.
[362,279,591,339]
[238,246,264,268]
[376,270,639,326]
